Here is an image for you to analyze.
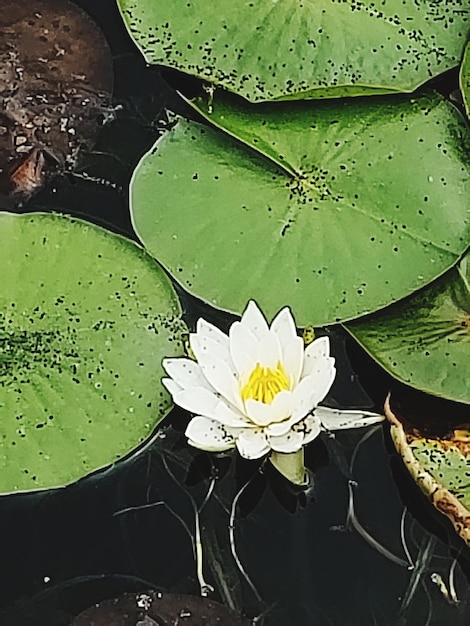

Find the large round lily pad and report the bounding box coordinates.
[117,0,468,103]
[0,212,186,494]
[385,396,470,547]
[346,252,470,404]
[130,91,469,327]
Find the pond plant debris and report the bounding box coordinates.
[163,300,383,485]
[71,590,250,626]
[385,393,470,548]
[0,0,113,203]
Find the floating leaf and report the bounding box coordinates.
[117,0,469,102]
[346,252,470,404]
[0,213,186,494]
[461,42,470,119]
[130,91,469,327]
[386,397,470,547]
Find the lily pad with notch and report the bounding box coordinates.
[117,0,469,103]
[346,252,470,405]
[0,212,186,494]
[130,91,469,327]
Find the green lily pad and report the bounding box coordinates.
[461,42,470,119]
[386,398,470,547]
[130,91,469,327]
[346,252,470,404]
[117,0,468,102]
[0,212,186,494]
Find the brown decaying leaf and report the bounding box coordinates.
[385,394,470,547]
[0,0,113,203]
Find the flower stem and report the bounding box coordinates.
[269,448,308,486]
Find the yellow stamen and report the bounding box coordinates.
[241,362,290,404]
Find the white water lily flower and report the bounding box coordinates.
[162,301,383,461]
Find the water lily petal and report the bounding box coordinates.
[189,330,244,410]
[290,375,320,423]
[229,321,259,378]
[271,307,296,344]
[317,407,385,431]
[265,416,300,439]
[267,307,304,383]
[190,333,234,374]
[197,352,244,411]
[162,358,211,391]
[162,377,183,397]
[240,300,270,340]
[186,416,237,452]
[294,413,322,445]
[164,382,218,416]
[270,389,294,420]
[196,318,229,349]
[216,401,256,428]
[259,393,296,437]
[236,428,270,459]
[257,329,282,369]
[244,389,292,427]
[266,429,304,453]
[282,335,304,386]
[310,358,336,406]
[168,385,249,427]
[265,421,291,437]
[302,336,330,378]
[244,398,277,427]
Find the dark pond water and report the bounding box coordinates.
[0,1,469,624]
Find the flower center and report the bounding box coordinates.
[241,362,290,404]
